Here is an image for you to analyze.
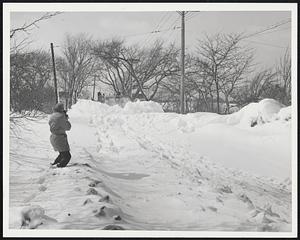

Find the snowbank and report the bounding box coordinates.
[68,99,123,119]
[274,106,291,122]
[227,99,286,127]
[68,98,290,129]
[123,100,164,114]
[68,99,164,119]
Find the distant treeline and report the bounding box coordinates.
[10,33,291,115]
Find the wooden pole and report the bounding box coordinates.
[92,75,96,100]
[64,78,68,110]
[180,11,185,114]
[50,43,58,104]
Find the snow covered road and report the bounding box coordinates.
[8,99,292,232]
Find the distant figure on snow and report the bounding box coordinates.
[49,102,72,168]
[97,91,102,102]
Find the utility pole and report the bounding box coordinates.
[92,75,96,101]
[50,43,58,104]
[64,78,68,110]
[180,11,185,114]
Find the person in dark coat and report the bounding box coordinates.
[97,91,102,102]
[49,102,72,168]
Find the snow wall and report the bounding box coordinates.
[68,98,290,128]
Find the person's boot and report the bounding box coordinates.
[51,158,60,165]
[57,160,69,168]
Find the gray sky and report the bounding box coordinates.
[11,11,291,69]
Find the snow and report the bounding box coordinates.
[122,100,164,114]
[226,98,285,128]
[275,106,292,122]
[69,99,163,119]
[8,98,292,233]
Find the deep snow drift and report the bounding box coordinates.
[9,98,292,232]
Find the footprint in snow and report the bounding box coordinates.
[95,206,106,217]
[96,145,102,152]
[83,198,93,205]
[37,177,45,184]
[217,185,233,194]
[102,224,125,230]
[68,163,92,168]
[86,188,100,196]
[216,196,224,204]
[238,193,255,209]
[38,185,47,192]
[20,205,57,229]
[88,180,102,187]
[99,195,111,203]
[207,206,218,212]
[94,206,123,219]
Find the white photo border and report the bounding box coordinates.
[3,2,298,238]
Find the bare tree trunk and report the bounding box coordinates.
[214,65,220,114]
[74,90,77,104]
[210,94,214,112]
[69,91,73,108]
[185,97,189,113]
[224,95,230,114]
[197,91,201,111]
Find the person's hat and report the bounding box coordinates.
[53,102,64,112]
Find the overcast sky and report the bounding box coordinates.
[10,10,291,69]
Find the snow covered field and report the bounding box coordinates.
[8,99,293,234]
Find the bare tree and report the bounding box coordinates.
[187,57,216,112]
[130,42,180,100]
[232,49,291,107]
[219,49,254,113]
[91,39,133,98]
[10,12,61,38]
[232,69,277,107]
[158,75,181,112]
[276,49,291,105]
[157,54,216,113]
[196,33,253,113]
[10,12,61,54]
[57,34,95,107]
[92,39,180,101]
[9,12,62,128]
[10,50,54,126]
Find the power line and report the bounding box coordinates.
[143,12,174,48]
[161,13,182,41]
[122,27,180,38]
[154,13,178,43]
[142,12,179,48]
[137,12,169,49]
[156,12,172,32]
[249,26,291,38]
[242,18,291,40]
[185,12,201,22]
[144,12,171,45]
[115,12,181,49]
[160,15,181,45]
[243,39,289,49]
